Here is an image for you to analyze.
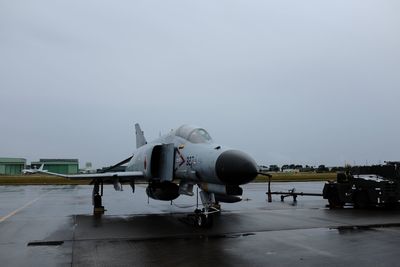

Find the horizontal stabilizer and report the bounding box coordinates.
[100,155,133,173]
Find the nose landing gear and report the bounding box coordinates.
[191,190,220,228]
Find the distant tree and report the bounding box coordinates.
[300,165,313,172]
[269,165,280,172]
[317,164,328,173]
[331,167,345,172]
[281,165,289,171]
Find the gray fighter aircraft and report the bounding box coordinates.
[40,124,259,227]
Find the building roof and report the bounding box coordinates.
[39,159,78,163]
[0,158,26,164]
[31,160,79,165]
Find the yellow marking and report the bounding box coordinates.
[0,193,47,223]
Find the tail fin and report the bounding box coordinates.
[135,123,147,148]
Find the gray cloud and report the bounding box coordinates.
[1,0,399,168]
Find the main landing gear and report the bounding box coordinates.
[93,179,105,215]
[192,190,220,228]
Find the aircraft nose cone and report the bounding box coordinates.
[215,150,258,185]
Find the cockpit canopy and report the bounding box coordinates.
[175,125,213,144]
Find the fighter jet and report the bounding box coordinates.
[39,124,259,227]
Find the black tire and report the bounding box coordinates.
[328,197,344,209]
[326,186,343,208]
[194,209,202,214]
[354,191,369,209]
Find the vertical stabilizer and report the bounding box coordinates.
[135,123,147,148]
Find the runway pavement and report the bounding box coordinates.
[1,182,400,266]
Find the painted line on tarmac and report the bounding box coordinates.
[0,193,48,223]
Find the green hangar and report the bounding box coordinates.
[0,158,26,175]
[31,159,79,174]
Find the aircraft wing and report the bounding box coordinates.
[37,170,144,180]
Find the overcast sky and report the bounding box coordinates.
[1,0,399,168]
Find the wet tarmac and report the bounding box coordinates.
[1,182,400,266]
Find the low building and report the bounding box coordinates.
[0,158,26,175]
[31,159,79,174]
